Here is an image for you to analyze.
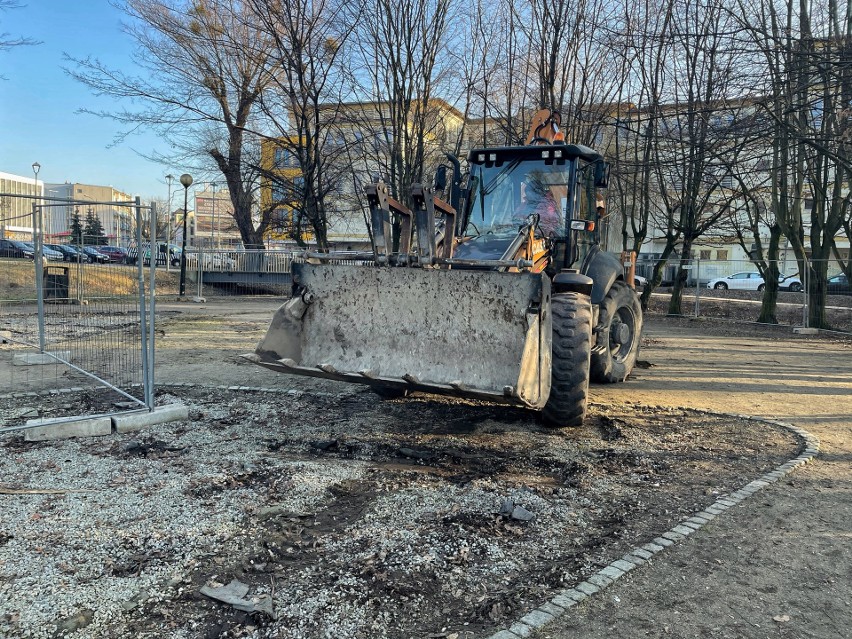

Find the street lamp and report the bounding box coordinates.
[179,173,193,296]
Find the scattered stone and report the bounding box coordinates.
[55,609,94,634]
[200,579,276,619]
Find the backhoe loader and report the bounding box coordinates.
[249,110,642,427]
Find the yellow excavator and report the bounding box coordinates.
[249,109,642,427]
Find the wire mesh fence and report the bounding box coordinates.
[637,259,852,333]
[0,196,157,431]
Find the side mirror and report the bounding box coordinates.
[434,165,448,192]
[594,162,610,188]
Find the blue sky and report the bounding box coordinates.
[0,1,172,199]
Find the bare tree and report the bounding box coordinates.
[249,0,356,250]
[739,0,852,328]
[67,0,275,247]
[0,0,39,52]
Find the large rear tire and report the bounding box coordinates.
[590,280,643,383]
[542,292,592,428]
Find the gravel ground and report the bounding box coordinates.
[0,378,798,639]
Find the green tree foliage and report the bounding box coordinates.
[69,208,84,245]
[83,209,107,245]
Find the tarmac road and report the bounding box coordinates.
[538,318,852,639]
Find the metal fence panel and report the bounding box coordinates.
[0,196,155,430]
[639,259,851,334]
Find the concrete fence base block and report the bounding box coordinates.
[13,351,71,366]
[25,416,113,442]
[793,327,819,335]
[113,403,189,434]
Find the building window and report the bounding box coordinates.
[699,250,712,260]
[716,250,728,261]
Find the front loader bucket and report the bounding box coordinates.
[248,263,552,408]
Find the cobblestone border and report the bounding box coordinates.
[483,408,820,639]
[1,385,819,639]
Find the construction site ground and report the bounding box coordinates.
[155,301,852,639]
[1,299,850,639]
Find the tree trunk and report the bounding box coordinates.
[757,224,783,324]
[640,243,676,311]
[667,240,694,316]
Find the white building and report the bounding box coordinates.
[0,171,41,239]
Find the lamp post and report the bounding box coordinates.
[179,173,193,296]
[165,174,174,271]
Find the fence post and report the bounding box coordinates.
[696,258,702,316]
[32,202,46,352]
[146,198,156,410]
[197,247,204,298]
[135,201,151,411]
[802,258,809,329]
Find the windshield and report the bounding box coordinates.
[466,159,573,237]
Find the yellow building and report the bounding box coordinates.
[260,98,467,248]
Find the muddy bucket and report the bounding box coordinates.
[249,263,552,408]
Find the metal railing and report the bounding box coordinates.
[637,258,851,334]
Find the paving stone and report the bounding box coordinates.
[621,553,646,566]
[488,632,520,639]
[662,531,685,542]
[508,622,533,637]
[576,581,600,596]
[687,516,711,525]
[538,601,565,616]
[561,588,587,602]
[24,416,112,442]
[654,536,675,547]
[597,566,622,582]
[680,520,703,530]
[632,548,654,560]
[672,525,694,536]
[550,594,579,609]
[611,559,635,573]
[519,609,554,630]
[588,573,613,588]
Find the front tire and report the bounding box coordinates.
[714,282,727,289]
[590,280,643,383]
[542,292,592,428]
[790,282,803,292]
[757,283,766,292]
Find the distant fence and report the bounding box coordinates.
[0,195,157,430]
[638,259,852,333]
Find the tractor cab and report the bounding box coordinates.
[455,143,608,272]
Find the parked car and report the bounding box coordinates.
[707,271,803,292]
[46,243,84,262]
[633,274,647,288]
[0,239,27,258]
[200,252,237,270]
[96,245,128,263]
[81,246,109,264]
[827,273,851,295]
[18,242,63,261]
